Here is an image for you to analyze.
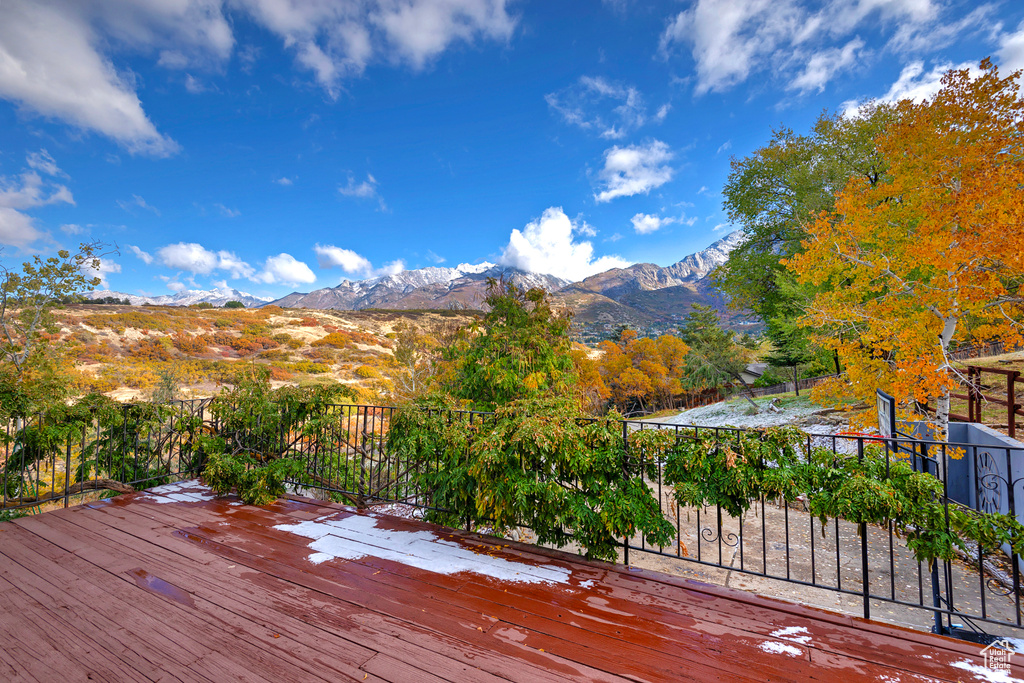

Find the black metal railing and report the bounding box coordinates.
[1,398,212,512]
[3,400,1024,639]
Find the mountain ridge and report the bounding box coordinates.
[83,231,745,332]
[83,287,273,308]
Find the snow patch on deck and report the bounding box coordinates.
[770,626,812,645]
[140,480,217,504]
[758,641,803,657]
[951,659,1022,682]
[274,514,574,585]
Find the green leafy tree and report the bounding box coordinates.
[441,278,576,411]
[389,279,673,560]
[677,305,757,408]
[0,243,107,417]
[713,106,896,364]
[761,317,815,395]
[388,322,438,402]
[223,300,245,309]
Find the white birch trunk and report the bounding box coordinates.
[934,315,958,482]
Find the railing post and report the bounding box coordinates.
[622,419,630,566]
[1009,371,1019,439]
[64,436,72,509]
[857,439,870,620]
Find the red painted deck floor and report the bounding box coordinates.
[0,481,1020,683]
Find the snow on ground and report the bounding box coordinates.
[274,513,576,585]
[644,395,850,433]
[640,395,872,454]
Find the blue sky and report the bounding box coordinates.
[1,0,1022,298]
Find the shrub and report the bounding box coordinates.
[172,333,209,355]
[224,301,245,309]
[354,364,380,379]
[127,338,174,362]
[312,331,351,348]
[267,365,294,381]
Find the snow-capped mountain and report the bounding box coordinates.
[83,287,273,308]
[663,229,745,283]
[270,264,569,310]
[268,232,744,312]
[574,230,744,299]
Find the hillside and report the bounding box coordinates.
[53,304,477,402]
[270,265,570,311]
[267,230,750,341]
[78,231,751,346]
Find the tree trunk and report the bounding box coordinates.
[935,314,958,443]
[792,365,800,397]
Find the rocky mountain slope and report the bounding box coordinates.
[84,287,273,308]
[83,231,747,337]
[271,265,572,311]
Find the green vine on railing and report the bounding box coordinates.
[389,395,674,562]
[648,427,1024,565]
[390,410,1024,567]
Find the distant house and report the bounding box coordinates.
[740,362,768,386]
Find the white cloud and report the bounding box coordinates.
[716,140,732,155]
[117,194,160,215]
[659,0,954,96]
[0,208,45,249]
[425,249,445,264]
[315,244,373,276]
[60,223,86,235]
[841,59,978,117]
[158,242,219,274]
[274,176,294,186]
[594,140,674,203]
[214,203,240,218]
[184,74,210,94]
[499,207,630,281]
[631,213,676,235]
[999,21,1024,73]
[166,280,187,293]
[0,0,513,151]
[215,250,255,279]
[546,76,653,139]
[81,257,121,288]
[256,253,316,286]
[888,5,994,54]
[788,38,865,94]
[338,172,386,210]
[338,173,378,198]
[25,149,66,178]
[314,243,406,279]
[374,259,405,277]
[157,242,253,278]
[372,0,516,71]
[127,244,153,265]
[659,0,808,95]
[713,222,732,232]
[0,150,74,248]
[0,0,188,156]
[235,0,515,97]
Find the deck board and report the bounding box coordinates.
[0,480,1021,682]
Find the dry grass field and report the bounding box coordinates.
[52,304,478,403]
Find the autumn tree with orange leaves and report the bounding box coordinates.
[788,60,1024,438]
[596,329,689,414]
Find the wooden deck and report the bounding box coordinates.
[0,480,1020,682]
